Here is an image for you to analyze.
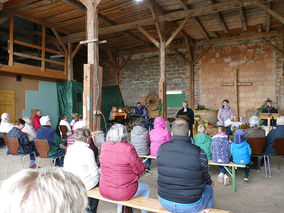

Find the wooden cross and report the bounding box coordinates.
[221,68,252,119]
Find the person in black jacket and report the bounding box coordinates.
[176,101,194,138]
[157,118,214,213]
[261,100,278,126]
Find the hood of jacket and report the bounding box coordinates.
[132,126,147,135]
[153,117,167,129]
[232,140,248,148]
[195,133,209,144]
[233,129,245,144]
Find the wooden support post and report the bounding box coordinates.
[189,63,195,109]
[67,42,73,81]
[8,16,13,66]
[159,41,167,119]
[41,25,46,72]
[83,64,94,130]
[94,66,103,131]
[81,0,101,131]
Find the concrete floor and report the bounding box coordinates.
[0,144,283,213]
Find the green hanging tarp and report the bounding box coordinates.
[57,81,83,122]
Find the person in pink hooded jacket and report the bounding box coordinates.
[149,117,171,156]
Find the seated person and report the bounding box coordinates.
[210,126,231,186]
[72,114,83,131]
[149,117,171,157]
[36,116,65,167]
[131,118,151,170]
[67,121,99,160]
[244,115,265,139]
[133,102,147,118]
[32,109,42,131]
[22,117,37,141]
[157,119,214,213]
[70,113,78,128]
[99,124,150,213]
[261,99,278,127]
[64,127,100,213]
[231,129,252,181]
[7,118,37,168]
[265,115,284,155]
[59,114,72,136]
[0,168,88,213]
[108,106,117,122]
[194,125,212,160]
[0,113,14,133]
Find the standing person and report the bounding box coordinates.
[7,119,37,168]
[64,127,100,213]
[261,99,278,127]
[217,100,234,139]
[210,126,231,186]
[0,113,14,133]
[157,119,214,213]
[231,129,252,181]
[32,110,42,131]
[99,124,150,213]
[36,116,65,167]
[177,101,194,138]
[149,117,171,157]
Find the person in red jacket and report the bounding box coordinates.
[32,110,42,131]
[99,124,150,213]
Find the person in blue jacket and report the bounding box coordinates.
[231,129,252,181]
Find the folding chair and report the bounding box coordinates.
[59,125,68,137]
[34,139,64,169]
[247,137,271,178]
[273,138,284,170]
[5,137,36,175]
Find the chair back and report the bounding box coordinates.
[59,125,68,137]
[247,137,266,155]
[2,133,7,141]
[5,137,20,155]
[34,139,50,158]
[273,138,284,155]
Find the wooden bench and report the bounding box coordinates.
[208,160,246,193]
[87,187,231,213]
[140,156,245,192]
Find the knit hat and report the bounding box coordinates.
[40,116,51,126]
[232,129,245,144]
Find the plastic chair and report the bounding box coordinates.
[59,125,68,137]
[273,138,284,170]
[34,139,64,169]
[5,137,36,175]
[247,137,271,178]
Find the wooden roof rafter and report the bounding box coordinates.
[239,7,248,31]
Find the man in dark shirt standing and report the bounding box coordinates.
[177,101,194,138]
[262,100,278,126]
[157,119,214,213]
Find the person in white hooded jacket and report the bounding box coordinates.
[64,127,99,213]
[0,113,14,133]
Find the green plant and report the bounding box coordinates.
[157,99,165,117]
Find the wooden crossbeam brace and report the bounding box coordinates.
[71,42,82,59]
[148,0,164,42]
[266,2,271,32]
[193,44,213,65]
[165,16,190,48]
[0,14,10,25]
[258,2,284,24]
[137,25,160,48]
[51,28,68,55]
[260,38,284,57]
[174,49,190,64]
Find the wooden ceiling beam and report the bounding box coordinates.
[258,2,284,24]
[61,0,85,11]
[260,37,284,57]
[65,0,269,42]
[177,0,210,40]
[210,0,228,33]
[137,25,160,48]
[239,7,248,31]
[196,29,284,46]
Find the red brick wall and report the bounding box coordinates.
[195,42,278,119]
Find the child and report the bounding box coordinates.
[231,129,252,181]
[194,125,212,160]
[210,126,231,186]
